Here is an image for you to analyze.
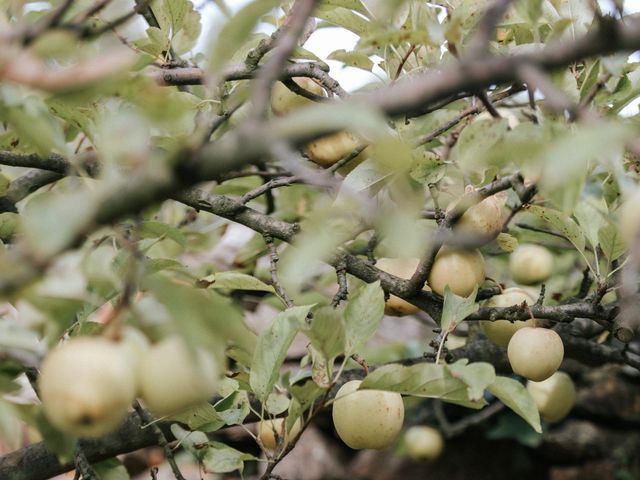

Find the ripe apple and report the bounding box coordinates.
[270,77,325,116]
[428,247,485,297]
[305,130,366,172]
[619,189,640,246]
[375,257,431,316]
[480,288,535,347]
[257,417,302,450]
[527,371,576,423]
[507,327,564,381]
[332,380,404,450]
[403,425,444,461]
[38,337,136,438]
[450,192,506,242]
[138,336,220,416]
[509,244,554,285]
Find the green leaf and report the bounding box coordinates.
[140,220,186,247]
[486,411,544,447]
[487,376,542,433]
[410,151,446,185]
[202,441,257,474]
[328,49,374,71]
[265,392,290,415]
[172,424,257,474]
[526,205,586,253]
[322,0,368,15]
[93,458,130,480]
[250,305,311,401]
[574,197,608,250]
[450,118,509,183]
[598,223,626,263]
[22,188,99,259]
[440,286,478,334]
[197,271,275,293]
[144,276,256,354]
[447,360,496,402]
[361,363,486,408]
[168,402,226,432]
[290,380,325,412]
[315,5,370,35]
[301,306,346,361]
[343,281,385,355]
[208,0,280,71]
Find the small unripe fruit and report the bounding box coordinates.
[480,288,535,347]
[138,336,219,416]
[507,327,564,381]
[257,418,302,450]
[509,244,553,285]
[375,258,431,316]
[450,192,506,242]
[428,247,485,297]
[332,380,404,450]
[306,131,366,171]
[270,77,325,116]
[404,425,444,461]
[527,371,576,423]
[38,337,136,438]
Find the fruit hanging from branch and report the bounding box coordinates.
[527,371,577,423]
[428,247,485,297]
[479,287,536,347]
[332,380,404,450]
[507,327,564,381]
[38,337,137,438]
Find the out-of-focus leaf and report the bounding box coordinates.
[197,271,275,294]
[497,232,519,252]
[598,223,626,263]
[93,458,130,480]
[315,5,370,35]
[574,197,608,250]
[144,276,256,355]
[328,49,374,70]
[208,0,280,71]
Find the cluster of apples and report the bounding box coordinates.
[375,193,578,423]
[258,380,445,461]
[332,380,444,459]
[38,333,220,438]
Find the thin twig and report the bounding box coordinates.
[132,401,187,480]
[394,44,417,81]
[264,235,294,308]
[74,448,98,480]
[330,254,348,307]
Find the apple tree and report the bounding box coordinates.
[0,0,639,479]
